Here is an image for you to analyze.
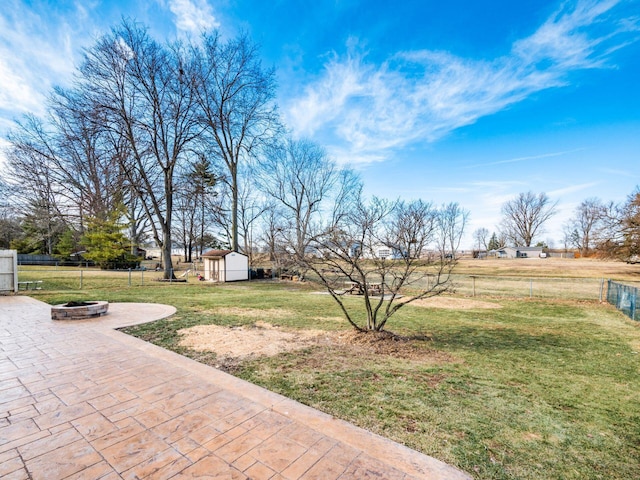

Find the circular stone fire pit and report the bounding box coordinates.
[51,301,109,320]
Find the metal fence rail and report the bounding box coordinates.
[303,271,610,302]
[606,280,639,321]
[451,275,607,301]
[18,267,168,290]
[16,267,258,290]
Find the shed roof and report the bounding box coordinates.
[202,249,248,259]
[202,249,233,259]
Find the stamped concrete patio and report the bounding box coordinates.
[0,295,471,479]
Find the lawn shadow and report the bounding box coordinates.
[430,324,594,355]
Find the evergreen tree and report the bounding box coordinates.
[488,232,499,250]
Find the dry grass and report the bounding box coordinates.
[195,306,297,319]
[404,296,502,310]
[454,257,640,282]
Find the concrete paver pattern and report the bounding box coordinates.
[0,296,471,479]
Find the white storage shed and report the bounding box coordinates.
[202,250,249,282]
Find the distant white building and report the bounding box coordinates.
[202,250,249,282]
[501,246,544,259]
[367,244,406,260]
[145,247,185,258]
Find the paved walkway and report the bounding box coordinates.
[0,296,471,480]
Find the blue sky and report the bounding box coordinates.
[1,0,638,248]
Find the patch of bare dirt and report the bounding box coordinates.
[178,321,327,359]
[178,321,456,367]
[329,329,455,361]
[406,296,501,310]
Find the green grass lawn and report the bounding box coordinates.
[28,277,640,479]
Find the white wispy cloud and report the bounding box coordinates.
[284,0,638,165]
[466,148,587,168]
[167,0,219,34]
[0,1,79,121]
[469,181,530,210]
[548,182,600,197]
[599,167,640,178]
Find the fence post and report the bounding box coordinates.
[599,278,604,302]
[471,275,476,297]
[80,269,83,289]
[141,269,144,287]
[128,268,132,287]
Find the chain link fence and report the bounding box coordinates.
[16,265,266,290]
[302,270,611,302]
[450,275,608,301]
[606,280,639,321]
[17,267,179,290]
[15,265,636,305]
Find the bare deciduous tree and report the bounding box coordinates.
[173,157,218,262]
[437,202,469,258]
[0,176,22,248]
[473,227,489,251]
[563,197,608,257]
[173,175,199,263]
[302,197,461,332]
[258,204,286,266]
[48,88,127,225]
[5,116,69,254]
[500,191,557,247]
[193,32,280,252]
[259,138,348,267]
[619,188,640,259]
[80,21,201,278]
[6,82,134,249]
[238,192,270,266]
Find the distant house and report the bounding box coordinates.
[502,246,544,259]
[202,250,249,282]
[144,246,185,259]
[348,242,406,260]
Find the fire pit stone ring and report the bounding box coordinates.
[51,301,109,320]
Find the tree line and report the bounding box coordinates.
[2,22,280,278]
[0,21,465,273]
[470,189,640,260]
